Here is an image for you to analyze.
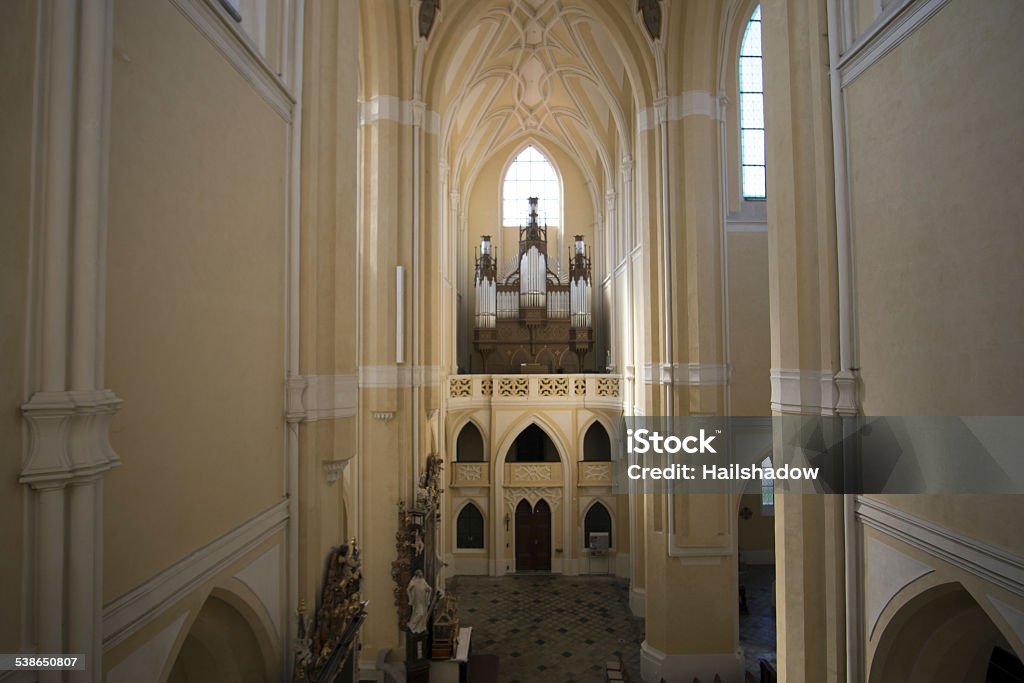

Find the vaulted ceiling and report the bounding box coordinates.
[423,0,654,208]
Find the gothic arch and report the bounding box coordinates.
[869,580,1024,683]
[577,415,616,461]
[163,582,278,683]
[453,499,487,550]
[582,498,615,549]
[492,415,573,576]
[452,417,488,462]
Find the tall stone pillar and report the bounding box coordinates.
[19,1,120,680]
[761,0,850,680]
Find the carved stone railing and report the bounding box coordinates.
[450,462,489,487]
[446,374,621,406]
[504,462,563,487]
[577,461,613,487]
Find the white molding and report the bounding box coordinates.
[990,597,1024,649]
[233,544,283,638]
[102,500,289,648]
[358,364,440,388]
[674,362,731,386]
[642,362,731,386]
[837,0,952,88]
[857,497,1024,598]
[105,612,189,683]
[284,374,358,422]
[637,90,722,131]
[629,587,646,617]
[725,220,768,233]
[770,368,838,415]
[865,536,934,637]
[168,0,295,121]
[359,96,440,134]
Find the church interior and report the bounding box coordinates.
[2,0,1023,681]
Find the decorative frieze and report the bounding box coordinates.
[537,377,569,397]
[497,377,530,398]
[503,487,562,512]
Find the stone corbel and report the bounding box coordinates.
[285,375,309,423]
[834,369,859,416]
[322,460,345,485]
[21,389,122,488]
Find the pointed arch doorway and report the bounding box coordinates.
[514,498,552,571]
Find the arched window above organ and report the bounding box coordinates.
[502,145,561,228]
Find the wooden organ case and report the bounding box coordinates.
[472,197,594,373]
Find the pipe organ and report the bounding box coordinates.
[473,197,594,373]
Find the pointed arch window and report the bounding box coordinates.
[456,503,485,549]
[760,455,775,512]
[584,502,613,549]
[502,146,561,228]
[740,5,766,199]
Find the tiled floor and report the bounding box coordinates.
[447,568,776,683]
[448,574,644,683]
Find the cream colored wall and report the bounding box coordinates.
[847,0,1024,416]
[727,233,771,415]
[845,0,1024,555]
[103,0,288,600]
[0,0,36,652]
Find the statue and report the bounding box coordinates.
[406,569,432,634]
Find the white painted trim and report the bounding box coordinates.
[857,497,1024,598]
[105,612,189,683]
[629,586,646,617]
[102,500,289,648]
[725,220,768,233]
[357,364,440,388]
[837,0,952,88]
[168,0,296,121]
[285,374,358,422]
[770,368,838,415]
[358,96,440,134]
[642,362,731,386]
[637,91,722,131]
[864,536,934,637]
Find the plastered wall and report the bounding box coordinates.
[103,0,288,600]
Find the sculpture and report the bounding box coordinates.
[406,569,433,634]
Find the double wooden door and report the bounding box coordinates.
[514,498,551,571]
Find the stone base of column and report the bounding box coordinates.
[629,587,646,617]
[640,641,745,683]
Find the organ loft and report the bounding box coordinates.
[473,197,595,373]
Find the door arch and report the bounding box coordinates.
[514,498,552,572]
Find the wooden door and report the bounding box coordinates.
[514,499,552,571]
[514,499,533,570]
[531,499,551,570]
